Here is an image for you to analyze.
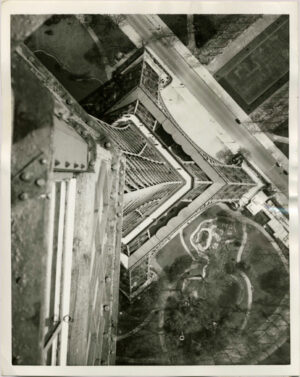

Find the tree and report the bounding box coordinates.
[147,29,177,46]
[225,261,236,274]
[165,255,192,282]
[259,267,289,296]
[236,261,251,273]
[138,280,161,310]
[238,147,251,159]
[216,148,234,164]
[109,14,126,27]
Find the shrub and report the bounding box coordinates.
[259,267,289,296]
[165,255,192,282]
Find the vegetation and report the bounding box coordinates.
[86,15,135,65]
[274,141,289,158]
[117,331,163,365]
[164,255,192,282]
[163,275,243,363]
[258,338,290,365]
[159,15,188,45]
[118,280,161,335]
[83,45,101,67]
[156,234,188,269]
[117,206,289,364]
[236,260,251,273]
[259,266,289,296]
[241,225,289,330]
[215,148,234,164]
[193,15,222,48]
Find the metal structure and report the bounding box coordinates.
[11,36,125,365]
[81,49,258,298]
[10,14,289,366]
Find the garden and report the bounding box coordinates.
[116,204,289,365]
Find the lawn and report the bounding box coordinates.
[193,15,224,48]
[240,224,289,330]
[34,51,101,101]
[182,206,243,252]
[163,260,245,364]
[86,15,136,65]
[118,280,162,335]
[116,329,164,365]
[27,16,107,79]
[159,15,188,45]
[117,205,289,365]
[25,15,136,101]
[258,338,290,364]
[273,119,289,137]
[155,234,188,269]
[274,141,289,158]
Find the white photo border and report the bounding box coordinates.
[1,0,299,375]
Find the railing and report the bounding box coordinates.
[157,90,224,166]
[42,178,77,365]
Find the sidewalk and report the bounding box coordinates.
[147,14,288,171]
[119,14,288,172]
[115,16,241,159]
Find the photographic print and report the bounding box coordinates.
[1,1,299,375]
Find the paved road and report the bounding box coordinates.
[126,15,288,196]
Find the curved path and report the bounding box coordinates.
[218,203,288,272]
[232,221,253,330]
[237,223,248,263]
[190,218,216,254]
[157,282,177,364]
[239,271,253,330]
[33,49,103,84]
[179,229,196,260]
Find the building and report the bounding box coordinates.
[246,191,289,248]
[81,49,258,298]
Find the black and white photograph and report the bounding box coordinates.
[0,0,299,375]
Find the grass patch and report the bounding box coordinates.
[118,281,161,335]
[241,225,289,330]
[156,234,187,269]
[193,15,219,48]
[274,141,289,158]
[116,329,163,365]
[273,119,288,137]
[34,51,101,101]
[164,255,192,282]
[159,15,188,45]
[86,15,135,65]
[26,15,108,96]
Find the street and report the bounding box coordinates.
[126,15,288,197]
